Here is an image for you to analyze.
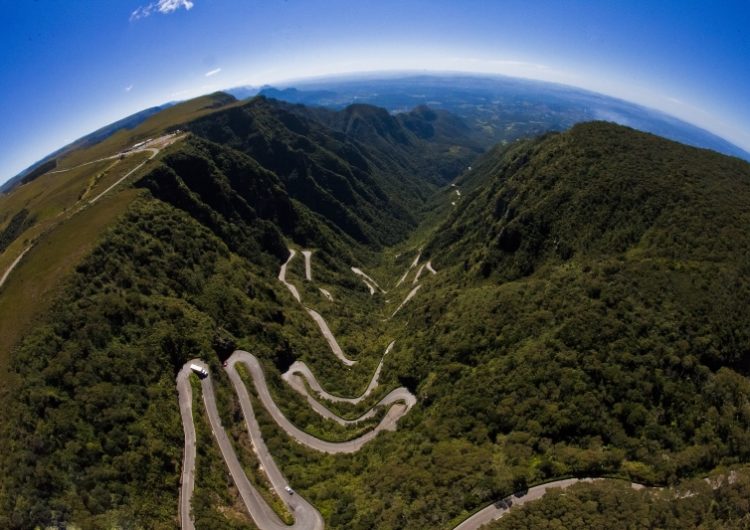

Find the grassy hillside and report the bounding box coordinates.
[0,104,169,194]
[0,94,239,303]
[57,92,239,168]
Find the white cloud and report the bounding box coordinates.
[130,0,194,21]
[205,68,222,77]
[157,0,194,14]
[125,84,134,92]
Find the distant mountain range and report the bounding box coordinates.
[227,74,750,162]
[6,73,748,195]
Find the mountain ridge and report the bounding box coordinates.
[233,73,750,162]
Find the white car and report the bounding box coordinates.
[284,485,294,495]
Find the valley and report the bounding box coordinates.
[1,91,750,529]
[177,247,692,530]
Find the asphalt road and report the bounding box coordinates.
[175,364,198,530]
[178,248,661,529]
[396,252,420,287]
[304,308,356,366]
[278,249,301,302]
[177,247,424,527]
[283,341,394,406]
[302,250,312,281]
[282,341,397,425]
[454,478,602,530]
[413,263,427,285]
[318,287,333,301]
[228,351,414,454]
[391,284,421,318]
[178,359,325,530]
[351,266,385,295]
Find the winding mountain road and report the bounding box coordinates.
[284,341,394,406]
[351,266,386,295]
[177,250,421,528]
[177,246,665,529]
[177,358,325,530]
[282,341,396,425]
[304,308,356,366]
[229,351,414,453]
[278,249,301,302]
[176,349,415,528]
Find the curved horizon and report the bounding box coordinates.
[2,1,749,182]
[4,67,748,187]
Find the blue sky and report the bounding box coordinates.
[1,0,749,183]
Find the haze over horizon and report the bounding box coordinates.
[1,0,749,183]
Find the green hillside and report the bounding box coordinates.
[408,122,750,483]
[187,97,480,246]
[0,97,478,528]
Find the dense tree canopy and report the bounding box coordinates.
[3,113,750,529]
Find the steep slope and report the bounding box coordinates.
[306,102,484,183]
[428,121,750,283]
[137,135,361,262]
[403,122,750,487]
[187,97,480,245]
[0,92,242,285]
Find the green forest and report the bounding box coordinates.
[2,95,750,529]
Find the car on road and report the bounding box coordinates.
[284,485,294,495]
[190,364,208,378]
